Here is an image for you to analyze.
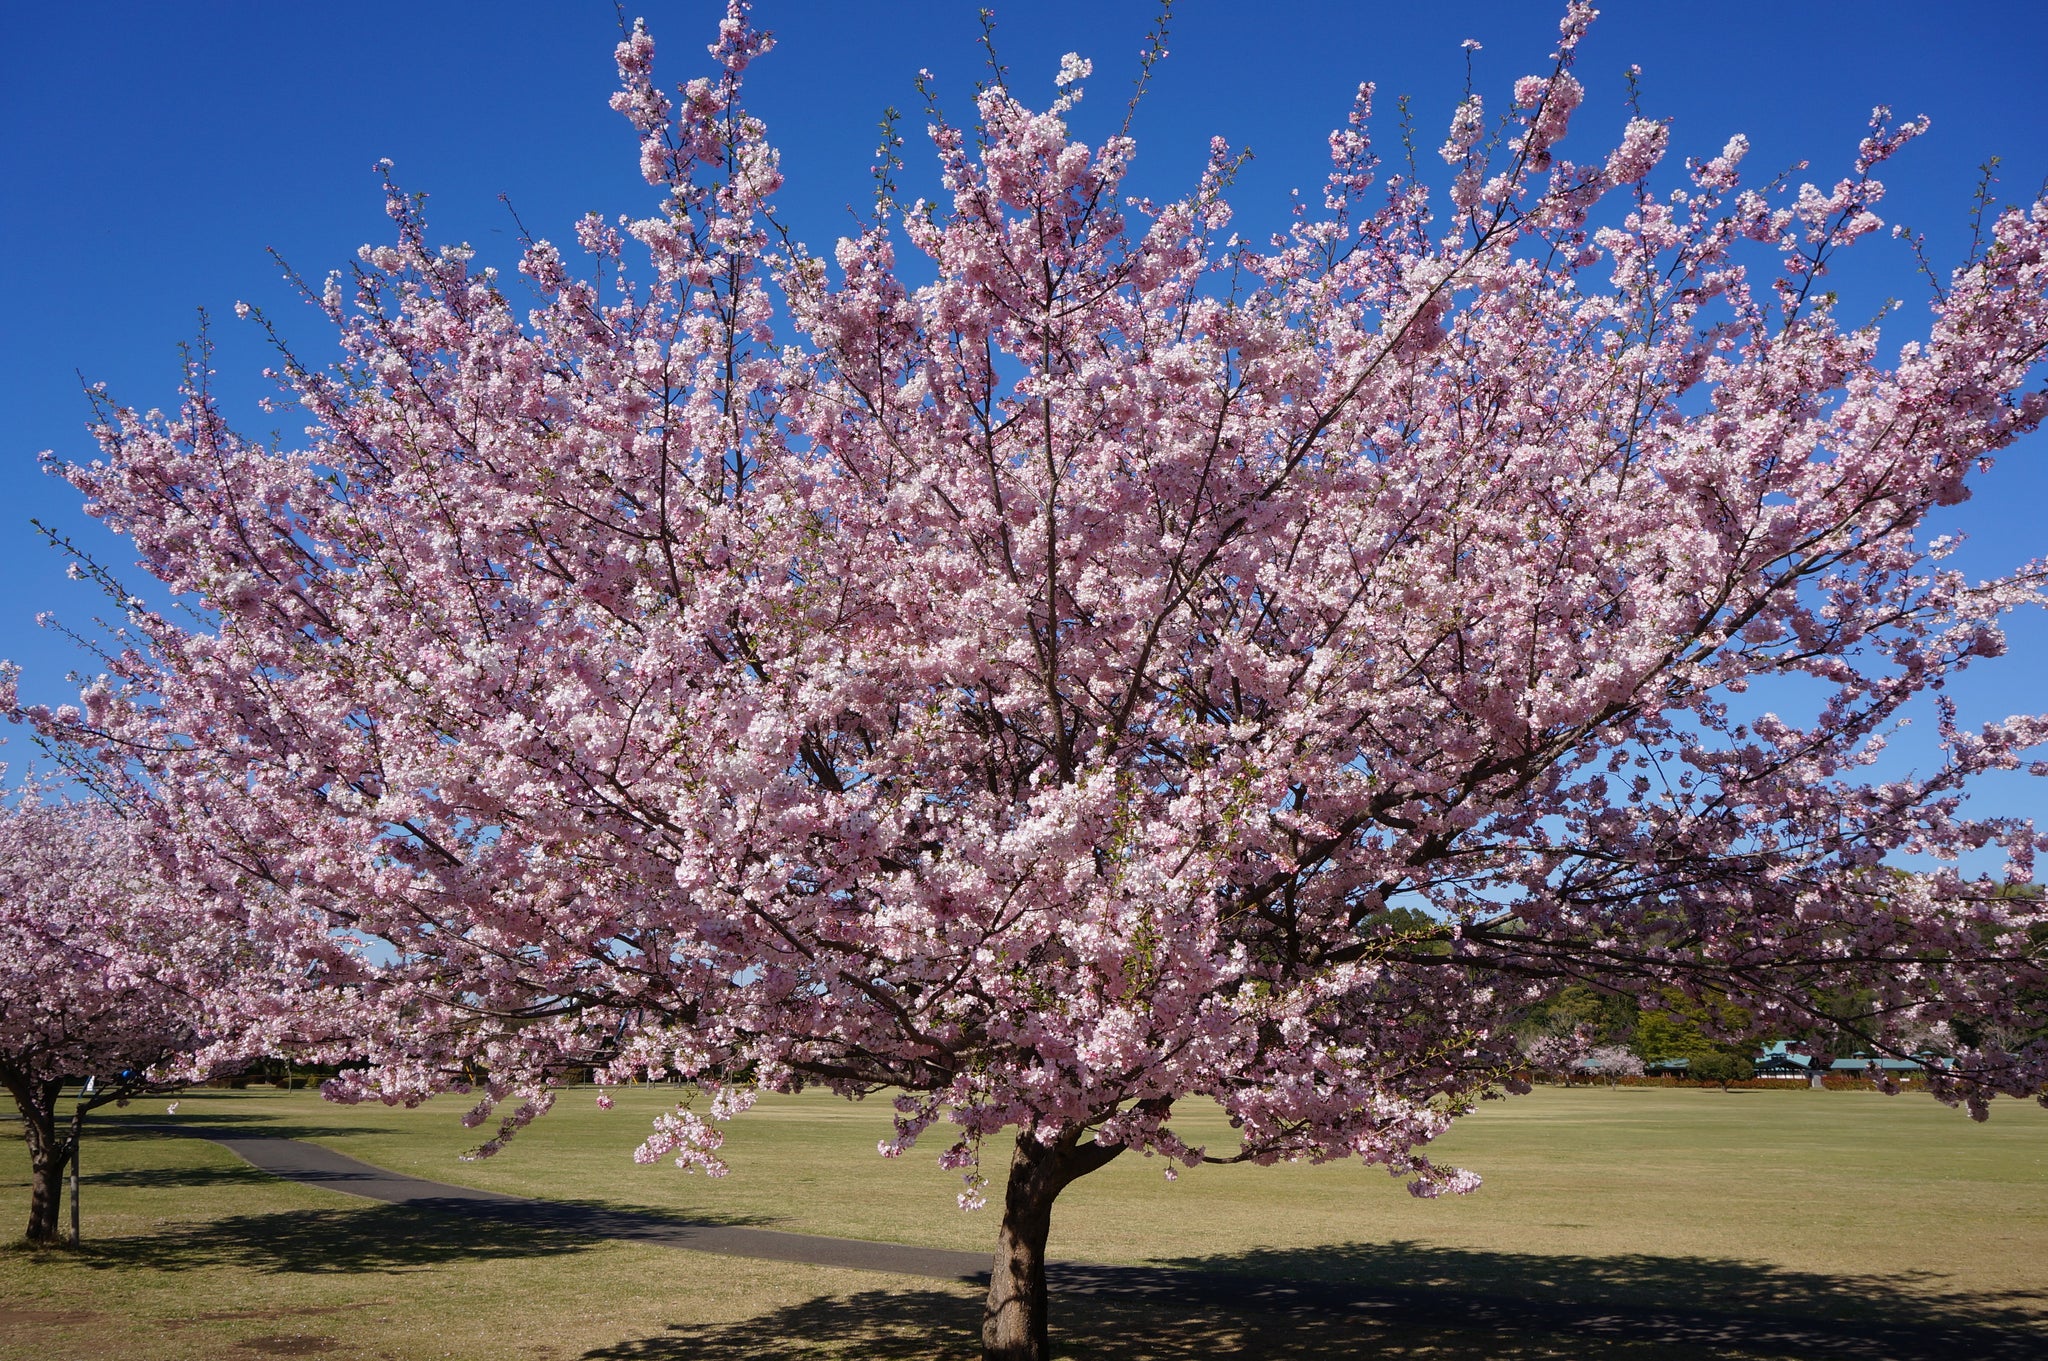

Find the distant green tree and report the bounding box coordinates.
[1630,989,1754,1066]
[1688,1052,1755,1091]
[1630,1007,1712,1064]
[1540,986,1639,1046]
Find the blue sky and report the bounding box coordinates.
[3,1,2045,826]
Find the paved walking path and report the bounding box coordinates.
[154,1123,2044,1360]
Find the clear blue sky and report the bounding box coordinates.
[3,2,2044,827]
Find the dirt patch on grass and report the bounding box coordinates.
[170,1305,355,1326]
[237,1334,339,1356]
[0,1307,97,1326]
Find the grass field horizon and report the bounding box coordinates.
[3,1085,2044,1358]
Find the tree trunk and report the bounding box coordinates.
[4,1074,67,1246]
[25,1119,65,1246]
[981,1130,1125,1361]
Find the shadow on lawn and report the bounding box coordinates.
[83,1163,278,1191]
[99,1115,389,1143]
[78,1199,604,1275]
[1157,1239,2048,1323]
[584,1241,2048,1361]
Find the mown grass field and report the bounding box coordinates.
[2,1084,2044,1359]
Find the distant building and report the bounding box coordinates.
[1752,1045,1809,1080]
[1753,1040,1936,1085]
[1636,1043,1938,1085]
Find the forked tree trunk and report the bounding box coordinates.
[4,1073,67,1246]
[981,1130,1124,1361]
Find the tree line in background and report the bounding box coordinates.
[7,3,2048,1359]
[1525,984,1860,1085]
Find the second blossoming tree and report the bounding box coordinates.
[0,792,265,1245]
[20,5,2048,1356]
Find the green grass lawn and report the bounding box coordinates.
[3,1084,2044,1359]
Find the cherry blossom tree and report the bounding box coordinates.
[16,4,2048,1354]
[0,792,248,1246]
[1578,1045,1645,1085]
[1522,1028,1594,1084]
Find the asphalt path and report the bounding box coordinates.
[148,1123,2045,1359]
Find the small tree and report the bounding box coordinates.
[17,5,2048,1356]
[0,794,244,1245]
[1576,1046,1645,1087]
[1688,1052,1756,1092]
[1523,1028,1593,1085]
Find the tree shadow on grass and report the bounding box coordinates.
[100,1120,779,1231]
[583,1287,983,1361]
[579,1285,1715,1361]
[76,1199,606,1275]
[583,1241,2048,1361]
[83,1163,280,1190]
[504,1197,782,1231]
[1152,1239,2048,1325]
[99,1116,390,1143]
